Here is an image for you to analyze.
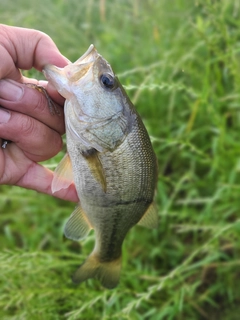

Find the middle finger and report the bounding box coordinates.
[0,79,65,135]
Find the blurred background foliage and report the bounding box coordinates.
[1,0,240,319]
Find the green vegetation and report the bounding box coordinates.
[1,0,240,318]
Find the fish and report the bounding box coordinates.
[43,45,158,289]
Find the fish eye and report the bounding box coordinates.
[100,73,115,90]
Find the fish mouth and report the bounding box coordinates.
[43,44,101,98]
[62,44,100,82]
[74,44,99,65]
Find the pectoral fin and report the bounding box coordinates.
[138,202,158,229]
[83,150,107,193]
[64,204,93,241]
[51,153,74,193]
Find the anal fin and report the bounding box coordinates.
[64,204,92,241]
[51,153,74,193]
[138,202,158,229]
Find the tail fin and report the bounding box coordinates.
[72,254,121,289]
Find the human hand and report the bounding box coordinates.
[0,24,78,202]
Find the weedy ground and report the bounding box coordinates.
[1,0,240,319]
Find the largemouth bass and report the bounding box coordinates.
[43,45,158,289]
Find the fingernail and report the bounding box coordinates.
[38,80,48,87]
[0,79,24,101]
[0,107,11,123]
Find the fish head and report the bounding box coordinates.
[43,45,124,119]
[43,45,135,151]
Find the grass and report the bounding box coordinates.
[1,0,240,319]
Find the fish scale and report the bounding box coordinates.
[43,44,158,289]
